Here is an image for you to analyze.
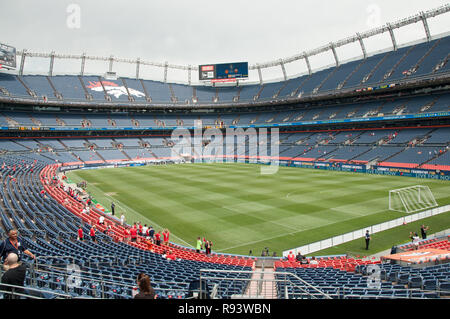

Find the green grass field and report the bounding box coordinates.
[67,163,450,256]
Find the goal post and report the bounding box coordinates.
[389,185,438,214]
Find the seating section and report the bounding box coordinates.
[0,34,448,299]
[0,122,448,169]
[1,91,448,131]
[0,155,254,299]
[275,258,450,299]
[1,35,448,105]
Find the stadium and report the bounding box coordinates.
[0,1,449,304]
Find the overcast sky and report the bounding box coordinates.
[1,0,449,83]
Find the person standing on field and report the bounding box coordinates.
[365,230,371,250]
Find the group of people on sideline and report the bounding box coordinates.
[196,237,213,255]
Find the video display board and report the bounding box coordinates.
[199,62,248,81]
[0,43,16,69]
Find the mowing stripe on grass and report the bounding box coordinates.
[67,163,450,255]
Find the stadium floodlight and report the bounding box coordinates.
[389,185,438,214]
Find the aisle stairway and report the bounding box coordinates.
[245,267,277,299]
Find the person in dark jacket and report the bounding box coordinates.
[1,253,27,299]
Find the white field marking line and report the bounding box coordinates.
[216,206,392,252]
[85,180,194,248]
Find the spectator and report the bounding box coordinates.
[207,241,213,256]
[142,224,148,237]
[410,232,420,250]
[0,229,35,262]
[145,238,153,251]
[163,229,170,246]
[90,226,97,243]
[138,222,143,236]
[123,228,130,244]
[309,257,318,265]
[104,225,112,235]
[130,226,138,242]
[164,250,177,261]
[98,215,105,226]
[204,240,211,256]
[196,237,202,253]
[77,226,84,241]
[134,273,155,299]
[420,225,429,239]
[287,251,295,262]
[120,213,125,226]
[365,230,371,250]
[0,253,27,299]
[155,231,161,246]
[296,251,304,262]
[148,226,155,241]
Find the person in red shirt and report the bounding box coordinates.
[165,250,177,261]
[78,227,84,241]
[90,226,97,243]
[130,227,138,242]
[123,228,130,243]
[287,251,295,262]
[154,231,161,246]
[163,229,170,246]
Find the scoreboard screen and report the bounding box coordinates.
[0,43,16,69]
[199,62,248,81]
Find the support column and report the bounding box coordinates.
[304,53,312,75]
[188,65,192,85]
[387,23,398,51]
[136,58,140,79]
[80,53,86,76]
[257,64,263,85]
[420,11,432,42]
[279,59,287,81]
[49,51,55,76]
[357,33,367,59]
[108,55,114,73]
[164,61,168,83]
[19,49,27,76]
[330,43,339,67]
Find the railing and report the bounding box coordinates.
[87,255,118,268]
[199,269,333,299]
[284,204,450,256]
[0,282,74,299]
[25,262,189,299]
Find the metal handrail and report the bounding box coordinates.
[0,282,74,299]
[28,263,190,298]
[88,255,118,268]
[34,256,75,271]
[127,255,142,265]
[199,269,333,299]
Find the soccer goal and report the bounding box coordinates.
[389,185,438,214]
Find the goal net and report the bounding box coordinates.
[389,185,438,214]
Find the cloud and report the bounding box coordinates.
[1,0,448,83]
